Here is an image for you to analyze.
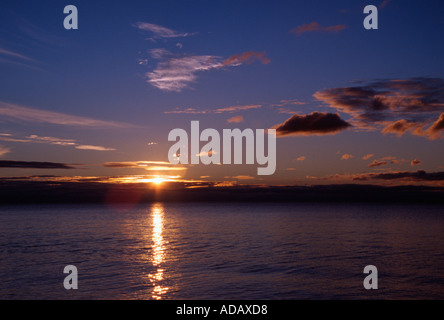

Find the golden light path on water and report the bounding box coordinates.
[149,203,169,299]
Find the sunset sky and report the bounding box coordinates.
[1,0,444,187]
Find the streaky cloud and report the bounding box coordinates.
[0,160,77,169]
[0,101,137,128]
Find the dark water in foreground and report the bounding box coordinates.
[0,203,443,300]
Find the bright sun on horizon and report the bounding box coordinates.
[151,177,165,185]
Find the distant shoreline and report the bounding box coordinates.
[1,180,443,205]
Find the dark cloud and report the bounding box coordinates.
[273,112,351,137]
[0,160,76,169]
[366,170,444,182]
[314,78,444,139]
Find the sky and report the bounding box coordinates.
[1,0,444,187]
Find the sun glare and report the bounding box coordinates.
[152,177,165,185]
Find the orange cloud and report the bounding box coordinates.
[341,154,354,160]
[222,51,271,66]
[227,115,244,123]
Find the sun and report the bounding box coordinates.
[151,177,165,185]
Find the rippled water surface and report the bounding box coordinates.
[1,203,443,299]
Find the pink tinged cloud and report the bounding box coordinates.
[134,22,192,39]
[0,145,10,157]
[411,159,421,166]
[75,145,116,151]
[362,154,374,160]
[0,102,136,128]
[290,22,346,35]
[0,48,34,62]
[147,51,271,92]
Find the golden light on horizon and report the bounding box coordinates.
[152,177,165,185]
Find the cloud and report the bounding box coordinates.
[362,154,374,160]
[0,145,10,157]
[0,48,34,62]
[359,171,444,182]
[379,0,391,8]
[104,161,186,171]
[227,115,244,123]
[309,170,444,184]
[0,102,136,128]
[381,119,423,137]
[146,55,222,92]
[165,104,261,114]
[314,78,444,139]
[411,159,422,166]
[133,22,193,40]
[290,22,346,35]
[273,112,351,137]
[296,156,306,161]
[368,160,388,168]
[0,160,76,169]
[341,154,354,160]
[27,135,77,146]
[164,107,209,114]
[426,113,444,139]
[222,51,271,66]
[215,105,261,113]
[272,99,306,107]
[75,145,116,151]
[146,51,270,92]
[1,133,116,152]
[225,175,255,180]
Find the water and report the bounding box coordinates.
[0,203,443,300]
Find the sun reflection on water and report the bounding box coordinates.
[149,203,169,299]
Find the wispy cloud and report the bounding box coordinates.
[134,22,195,40]
[362,154,374,160]
[0,133,116,152]
[147,55,221,92]
[290,22,346,35]
[104,161,187,171]
[0,48,34,62]
[0,145,11,157]
[215,104,261,113]
[145,50,270,92]
[165,104,262,114]
[75,145,116,151]
[0,101,136,128]
[0,160,77,169]
[379,0,391,8]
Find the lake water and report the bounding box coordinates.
[0,203,443,300]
